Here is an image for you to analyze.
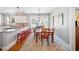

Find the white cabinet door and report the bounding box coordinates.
[15,16,27,23]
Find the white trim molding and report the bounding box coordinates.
[54,35,72,51]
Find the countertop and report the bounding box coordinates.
[0,27,29,33]
[0,29,18,32]
[16,27,29,33]
[0,26,17,32]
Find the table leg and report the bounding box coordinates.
[47,38,49,46]
[52,35,53,43]
[41,37,43,46]
[36,34,38,43]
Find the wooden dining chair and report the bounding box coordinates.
[17,32,23,43]
[41,31,49,46]
[49,32,54,43]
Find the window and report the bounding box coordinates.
[0,14,1,24]
[42,16,49,27]
[6,17,10,25]
[30,15,49,28]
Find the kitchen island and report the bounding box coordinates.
[0,27,29,51]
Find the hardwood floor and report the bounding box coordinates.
[20,33,60,51]
[20,39,60,51]
[8,34,31,51]
[8,39,27,51]
[8,33,60,51]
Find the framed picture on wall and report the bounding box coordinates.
[58,13,64,25]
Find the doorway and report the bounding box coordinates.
[75,8,79,50]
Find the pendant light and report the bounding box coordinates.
[16,7,26,16]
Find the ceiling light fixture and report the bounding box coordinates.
[16,7,26,16]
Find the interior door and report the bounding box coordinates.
[76,21,79,50]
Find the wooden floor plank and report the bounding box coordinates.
[8,39,27,51]
[8,34,31,51]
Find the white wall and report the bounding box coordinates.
[50,7,75,51]
[69,8,75,51]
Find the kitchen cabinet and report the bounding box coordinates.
[14,16,28,23]
[0,29,18,50]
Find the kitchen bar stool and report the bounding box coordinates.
[21,31,26,41]
[17,29,32,43]
[17,32,22,43]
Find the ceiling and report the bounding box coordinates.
[0,7,54,14]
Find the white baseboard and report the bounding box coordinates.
[54,35,72,51]
[2,40,17,51]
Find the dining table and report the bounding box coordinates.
[35,29,54,44]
